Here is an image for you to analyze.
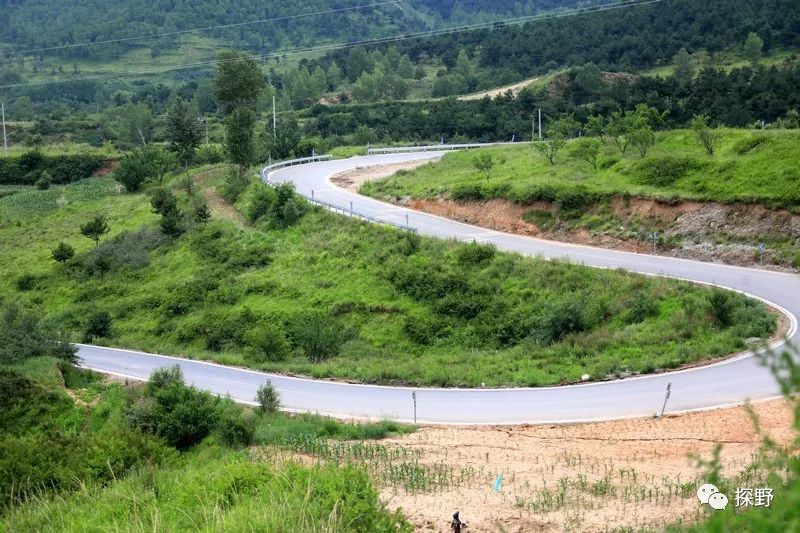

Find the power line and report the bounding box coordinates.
[1,1,403,57]
[0,0,663,91]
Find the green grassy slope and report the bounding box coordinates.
[0,166,776,387]
[362,129,800,208]
[0,354,411,530]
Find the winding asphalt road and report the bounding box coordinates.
[80,151,798,424]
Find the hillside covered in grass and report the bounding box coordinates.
[0,166,776,387]
[363,129,800,208]
[0,326,411,531]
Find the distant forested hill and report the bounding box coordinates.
[374,0,800,76]
[0,0,595,60]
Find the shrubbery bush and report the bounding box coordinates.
[286,311,350,362]
[0,151,106,185]
[635,157,705,187]
[127,366,253,450]
[0,305,76,365]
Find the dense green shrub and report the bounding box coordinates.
[15,273,37,291]
[256,382,281,414]
[0,151,106,185]
[635,157,705,187]
[286,311,350,362]
[623,296,661,324]
[0,367,169,510]
[248,184,276,222]
[403,313,451,345]
[84,311,113,341]
[195,143,226,164]
[0,305,76,365]
[708,289,734,328]
[128,366,254,451]
[245,323,290,362]
[51,241,75,263]
[555,187,602,218]
[451,182,487,201]
[456,241,496,266]
[81,228,168,274]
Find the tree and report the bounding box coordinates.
[51,242,75,263]
[256,382,280,414]
[165,98,203,167]
[225,107,257,172]
[532,117,575,165]
[743,32,764,62]
[115,145,175,192]
[151,188,184,236]
[214,51,264,176]
[570,138,602,169]
[191,197,211,223]
[326,61,343,89]
[585,115,605,140]
[213,50,265,114]
[472,152,495,180]
[673,48,695,84]
[102,103,153,146]
[691,114,720,155]
[262,113,301,159]
[80,215,109,246]
[532,136,566,165]
[629,127,655,157]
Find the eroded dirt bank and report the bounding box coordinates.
[332,163,800,271]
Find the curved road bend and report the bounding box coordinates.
[80,152,799,425]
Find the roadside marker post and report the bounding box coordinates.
[412,391,417,424]
[659,382,671,418]
[652,231,659,254]
[759,243,766,266]
[405,213,409,229]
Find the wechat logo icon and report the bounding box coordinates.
[697,483,728,510]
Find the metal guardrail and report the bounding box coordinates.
[367,141,518,155]
[260,154,333,179]
[260,155,417,233]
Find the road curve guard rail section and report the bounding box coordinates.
[261,156,417,234]
[367,141,518,155]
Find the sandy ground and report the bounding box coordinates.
[458,77,542,101]
[330,160,436,191]
[379,399,796,532]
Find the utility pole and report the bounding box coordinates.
[537,108,543,139]
[272,95,277,139]
[1,102,7,157]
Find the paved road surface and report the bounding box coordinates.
[79,152,798,424]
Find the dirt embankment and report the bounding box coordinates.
[404,196,800,270]
[332,162,800,270]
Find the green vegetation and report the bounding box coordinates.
[0,307,412,529]
[363,129,800,208]
[0,168,776,387]
[0,151,106,185]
